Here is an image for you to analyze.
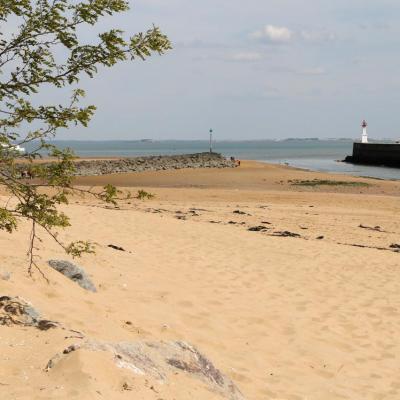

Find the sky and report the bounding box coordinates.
[57,0,400,140]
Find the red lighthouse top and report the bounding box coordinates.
[362,120,367,128]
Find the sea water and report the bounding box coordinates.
[26,139,400,181]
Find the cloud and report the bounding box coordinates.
[250,25,293,43]
[226,52,263,62]
[250,25,336,45]
[297,67,326,76]
[300,30,336,43]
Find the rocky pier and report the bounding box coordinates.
[18,152,237,177]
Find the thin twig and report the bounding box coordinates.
[27,220,49,282]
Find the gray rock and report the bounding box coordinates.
[46,340,245,400]
[48,260,97,292]
[0,296,57,330]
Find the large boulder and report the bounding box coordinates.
[46,340,245,400]
[48,260,97,292]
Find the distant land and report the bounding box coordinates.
[47,137,398,143]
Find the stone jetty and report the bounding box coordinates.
[17,152,236,177]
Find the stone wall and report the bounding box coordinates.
[345,143,400,167]
[20,152,236,177]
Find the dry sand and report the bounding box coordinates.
[1,161,400,399]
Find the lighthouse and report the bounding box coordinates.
[361,120,368,143]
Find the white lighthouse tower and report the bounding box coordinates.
[361,120,368,143]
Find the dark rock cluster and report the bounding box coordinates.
[17,152,236,177]
[0,296,57,330]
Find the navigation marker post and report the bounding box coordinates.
[209,129,213,153]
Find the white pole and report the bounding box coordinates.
[209,129,213,153]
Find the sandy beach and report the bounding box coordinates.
[1,161,400,399]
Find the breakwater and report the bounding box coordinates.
[345,143,400,168]
[18,152,236,177]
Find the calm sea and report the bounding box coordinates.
[28,140,400,181]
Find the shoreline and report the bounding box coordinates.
[263,159,400,181]
[21,153,400,182]
[262,158,400,181]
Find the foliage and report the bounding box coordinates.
[0,0,171,276]
[136,189,154,200]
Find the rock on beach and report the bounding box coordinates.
[48,260,97,292]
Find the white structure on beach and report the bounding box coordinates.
[361,120,368,143]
